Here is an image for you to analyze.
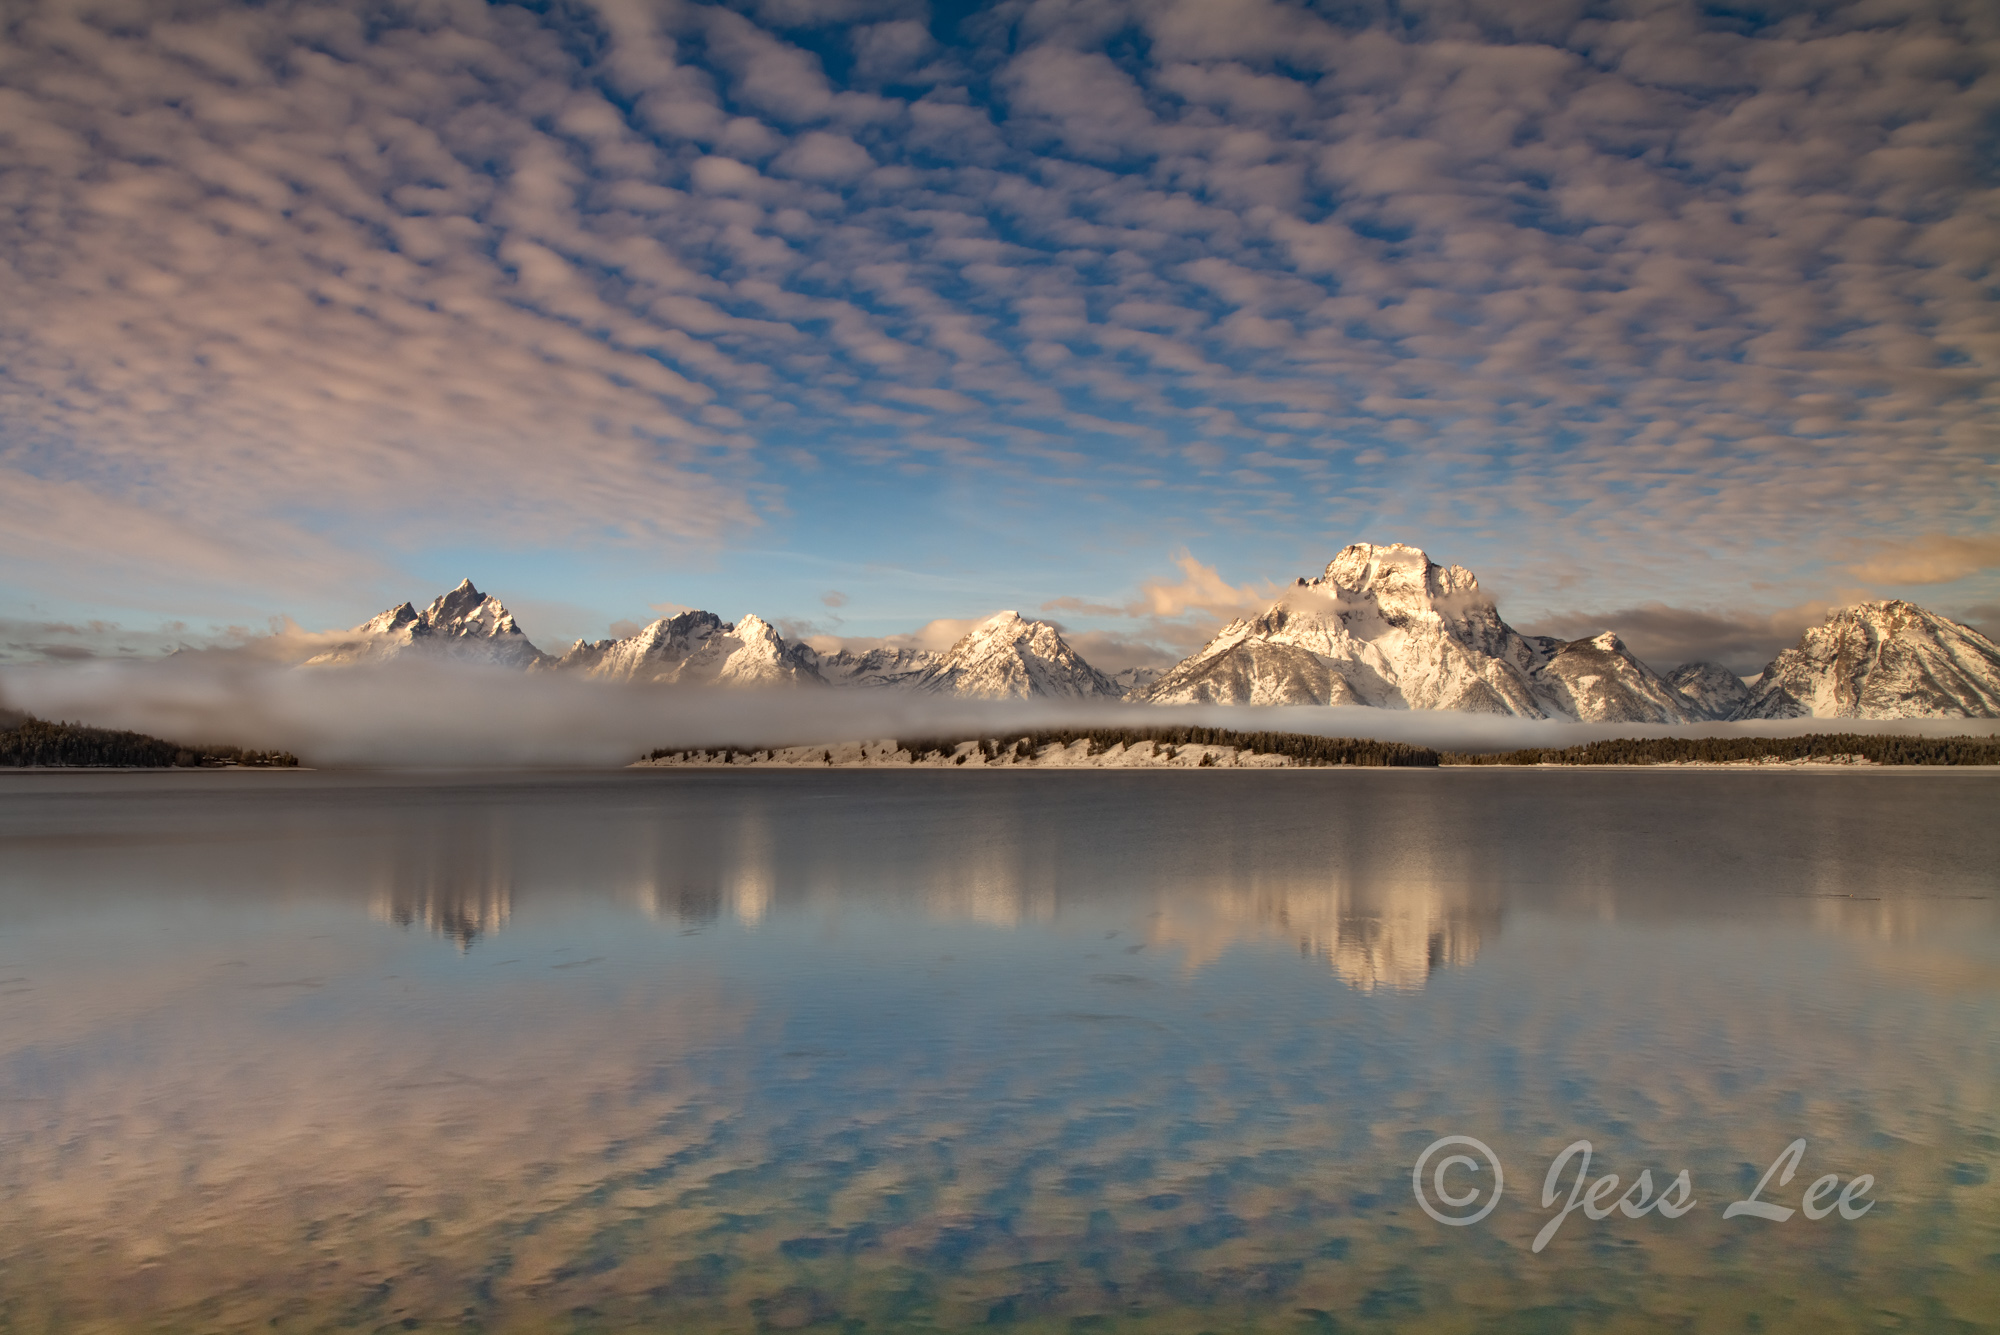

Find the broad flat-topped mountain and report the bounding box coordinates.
[1140,544,1702,722]
[314,550,2000,719]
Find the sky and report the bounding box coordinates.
[1,0,1996,676]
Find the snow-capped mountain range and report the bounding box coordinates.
[311,545,2000,720]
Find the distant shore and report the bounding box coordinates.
[633,728,2000,771]
[632,754,2000,772]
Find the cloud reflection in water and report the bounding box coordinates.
[0,769,1995,1331]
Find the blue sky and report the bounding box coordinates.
[1,0,1996,673]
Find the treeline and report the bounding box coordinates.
[691,726,1442,767]
[0,716,299,769]
[1440,733,2000,767]
[1007,726,1440,766]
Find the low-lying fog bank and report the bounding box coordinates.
[5,658,1998,768]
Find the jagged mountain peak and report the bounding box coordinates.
[1146,542,1695,722]
[1739,599,2000,719]
[957,610,1051,646]
[308,579,547,669]
[293,567,1998,721]
[553,607,819,688]
[423,580,522,637]
[916,611,1118,700]
[1533,631,1693,724]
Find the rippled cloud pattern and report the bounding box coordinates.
[1,0,1994,609]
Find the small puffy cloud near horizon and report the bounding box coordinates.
[0,0,1994,663]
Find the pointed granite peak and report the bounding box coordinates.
[917,611,1116,700]
[308,580,546,668]
[968,610,1032,632]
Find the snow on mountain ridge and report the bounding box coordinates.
[906,611,1121,701]
[1530,631,1700,724]
[556,609,822,687]
[1144,542,1618,717]
[297,567,2000,722]
[1739,600,2000,719]
[812,645,941,689]
[307,579,549,669]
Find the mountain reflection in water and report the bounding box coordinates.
[361,773,1500,990]
[0,767,1995,1333]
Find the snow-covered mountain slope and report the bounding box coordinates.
[1143,544,1703,722]
[1140,636,1364,706]
[906,612,1121,700]
[1666,661,1755,721]
[1143,543,1693,720]
[1737,601,2000,719]
[1109,666,1162,697]
[295,569,1997,723]
[1145,544,1552,713]
[555,610,823,688]
[307,580,549,669]
[1528,632,1699,724]
[812,645,941,689]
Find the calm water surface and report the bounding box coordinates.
[1,768,1996,1333]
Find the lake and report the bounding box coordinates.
[1,768,1996,1332]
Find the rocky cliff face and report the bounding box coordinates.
[813,645,940,689]
[1143,544,1699,722]
[306,580,549,669]
[1666,661,1755,721]
[1738,601,2000,719]
[1109,666,1163,697]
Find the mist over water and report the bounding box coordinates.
[5,658,1998,766]
[1,767,1996,1331]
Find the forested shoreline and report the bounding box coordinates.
[1441,733,2000,766]
[647,728,2000,770]
[0,715,299,769]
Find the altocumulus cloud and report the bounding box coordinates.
[0,0,1995,616]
